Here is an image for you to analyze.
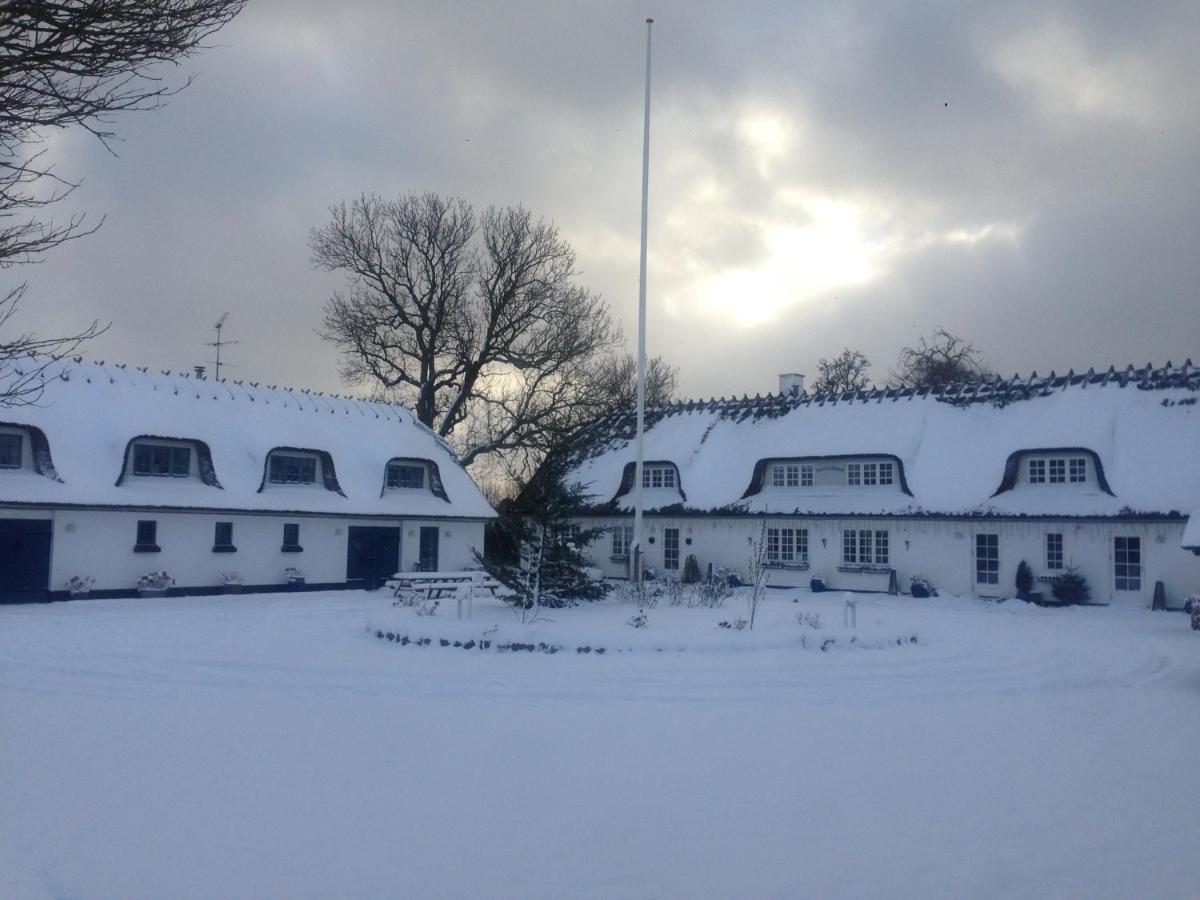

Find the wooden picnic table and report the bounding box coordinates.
[385,570,504,618]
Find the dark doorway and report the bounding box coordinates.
[346,526,401,590]
[0,519,52,603]
[418,526,440,572]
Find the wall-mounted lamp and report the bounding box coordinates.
[904,539,910,551]
[64,522,77,533]
[821,537,827,548]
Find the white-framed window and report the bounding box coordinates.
[1046,533,1064,570]
[269,453,317,485]
[611,525,634,559]
[771,463,813,487]
[0,431,22,468]
[842,529,888,565]
[663,528,680,570]
[771,463,800,487]
[132,441,191,478]
[550,523,582,547]
[386,461,425,489]
[642,465,676,489]
[975,533,999,585]
[1114,536,1142,591]
[846,461,893,487]
[1029,459,1046,483]
[1048,459,1066,483]
[766,527,809,563]
[1069,457,1087,483]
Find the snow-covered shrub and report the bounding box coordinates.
[1050,568,1091,605]
[663,579,686,607]
[627,610,648,629]
[284,566,305,580]
[797,610,821,629]
[718,618,748,631]
[64,575,94,593]
[694,577,730,608]
[136,571,173,590]
[220,573,243,586]
[910,575,937,598]
[1015,560,1034,595]
[681,553,701,584]
[715,565,743,588]
[414,599,440,617]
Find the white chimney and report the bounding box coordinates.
[778,372,805,397]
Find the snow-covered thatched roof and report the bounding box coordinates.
[0,359,494,519]
[557,361,1200,520]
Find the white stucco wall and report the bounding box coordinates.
[0,506,485,594]
[573,515,1200,609]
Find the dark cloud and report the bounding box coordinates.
[8,0,1199,401]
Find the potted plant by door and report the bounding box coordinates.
[65,575,95,599]
[284,567,306,591]
[136,571,174,598]
[810,574,827,593]
[1014,560,1042,604]
[910,575,937,598]
[220,573,243,594]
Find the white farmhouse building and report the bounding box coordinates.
[0,360,494,602]
[556,362,1200,608]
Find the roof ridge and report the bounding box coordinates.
[620,358,1199,418]
[33,355,417,422]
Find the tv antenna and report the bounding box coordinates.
[207,312,240,381]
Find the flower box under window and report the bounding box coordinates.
[765,561,810,571]
[837,563,894,575]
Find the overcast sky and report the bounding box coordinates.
[14,0,1200,400]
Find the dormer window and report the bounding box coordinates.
[642,465,676,489]
[269,453,317,485]
[132,442,191,478]
[386,461,426,489]
[847,461,893,486]
[1028,455,1088,485]
[770,463,814,487]
[0,431,22,468]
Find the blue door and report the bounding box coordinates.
[346,526,401,590]
[0,519,52,603]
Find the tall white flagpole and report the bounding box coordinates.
[633,17,653,584]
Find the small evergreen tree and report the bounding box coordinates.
[1050,567,1090,605]
[681,553,702,584]
[1015,559,1034,595]
[482,454,609,618]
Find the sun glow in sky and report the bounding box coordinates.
[690,197,880,326]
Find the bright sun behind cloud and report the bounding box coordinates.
[686,195,880,327]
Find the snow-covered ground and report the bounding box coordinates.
[3,588,1199,899]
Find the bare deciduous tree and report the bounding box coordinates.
[587,352,678,411]
[0,284,104,405]
[0,0,246,405]
[811,348,871,395]
[313,192,621,469]
[891,327,993,389]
